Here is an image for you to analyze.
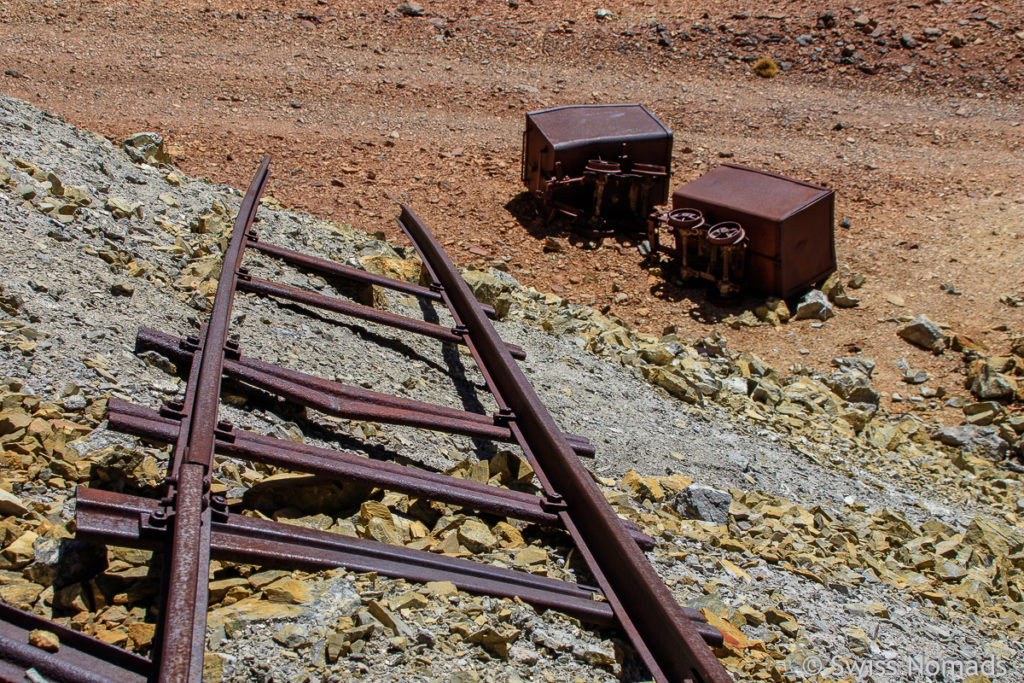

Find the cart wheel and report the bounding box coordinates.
[707,221,745,246]
[666,208,704,230]
[585,159,622,174]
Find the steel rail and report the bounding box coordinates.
[134,327,595,456]
[245,237,499,318]
[391,211,563,495]
[396,205,732,683]
[390,208,684,672]
[237,274,527,359]
[153,156,271,682]
[105,398,654,549]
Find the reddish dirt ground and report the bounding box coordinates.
[2,0,1022,423]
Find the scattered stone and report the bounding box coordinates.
[104,197,142,220]
[897,315,949,353]
[110,281,135,297]
[963,401,1003,427]
[367,600,414,638]
[272,623,310,649]
[28,630,59,652]
[424,581,457,596]
[792,289,835,321]
[396,2,424,17]
[542,237,566,253]
[122,132,170,165]
[456,519,498,553]
[753,297,790,326]
[966,359,1018,401]
[461,269,514,319]
[468,625,520,659]
[675,484,731,525]
[934,425,1009,460]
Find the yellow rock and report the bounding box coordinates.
[263,578,311,604]
[964,517,1023,557]
[91,628,128,647]
[719,558,752,582]
[424,580,457,596]
[659,473,693,493]
[494,521,525,549]
[209,577,250,603]
[0,583,43,609]
[701,609,751,649]
[457,519,498,553]
[1,530,38,569]
[620,470,666,502]
[512,545,548,567]
[207,596,306,636]
[737,605,766,626]
[28,629,59,652]
[0,409,32,435]
[367,517,403,546]
[763,607,796,625]
[388,591,428,611]
[126,622,156,649]
[203,653,226,682]
[358,254,428,286]
[467,459,490,484]
[0,488,29,517]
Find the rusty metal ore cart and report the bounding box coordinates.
[522,104,673,236]
[650,164,836,298]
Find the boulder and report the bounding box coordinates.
[897,315,949,354]
[933,425,1010,461]
[122,132,171,165]
[966,360,1018,401]
[675,484,732,526]
[461,269,513,319]
[792,289,835,321]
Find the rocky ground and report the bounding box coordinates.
[0,92,1022,682]
[1,1,1023,681]
[1,0,1022,430]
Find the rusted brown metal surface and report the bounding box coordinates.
[522,104,673,235]
[658,164,836,297]
[2,158,732,683]
[103,398,652,548]
[245,238,499,318]
[0,602,150,683]
[154,155,272,681]
[647,207,750,299]
[397,205,732,683]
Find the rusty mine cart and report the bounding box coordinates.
[647,164,836,299]
[521,104,673,238]
[521,104,836,300]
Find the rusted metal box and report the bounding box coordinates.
[671,164,835,297]
[522,104,673,228]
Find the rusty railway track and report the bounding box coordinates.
[0,158,733,683]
